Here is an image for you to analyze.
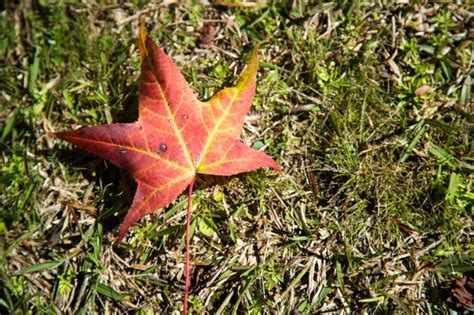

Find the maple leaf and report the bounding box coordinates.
[53,24,282,314]
[52,28,281,242]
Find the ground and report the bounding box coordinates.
[1,1,473,314]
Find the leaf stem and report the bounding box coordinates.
[183,178,195,315]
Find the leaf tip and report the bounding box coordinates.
[236,41,268,91]
[115,223,128,244]
[47,130,70,141]
[274,164,284,175]
[46,130,58,138]
[139,19,148,60]
[266,158,283,175]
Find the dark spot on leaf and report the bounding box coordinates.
[181,114,188,120]
[160,143,167,152]
[118,149,128,154]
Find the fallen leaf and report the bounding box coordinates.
[415,85,432,96]
[447,276,474,310]
[52,26,281,243]
[198,22,216,48]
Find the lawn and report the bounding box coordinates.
[1,1,473,314]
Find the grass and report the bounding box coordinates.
[1,1,473,314]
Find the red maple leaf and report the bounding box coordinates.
[52,26,281,313]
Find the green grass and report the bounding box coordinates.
[1,1,473,314]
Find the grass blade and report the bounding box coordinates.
[400,120,426,163]
[15,259,64,275]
